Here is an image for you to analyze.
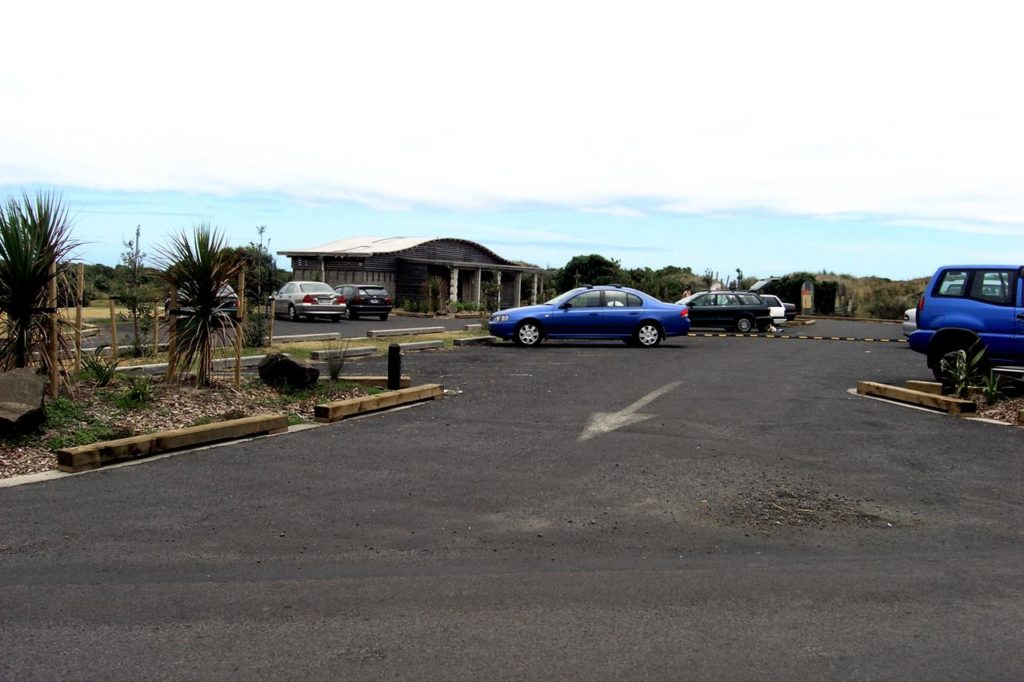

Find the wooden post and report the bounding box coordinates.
[75,263,84,372]
[152,304,160,357]
[238,272,247,322]
[234,272,245,389]
[109,298,119,359]
[166,286,177,381]
[267,295,275,346]
[48,261,59,398]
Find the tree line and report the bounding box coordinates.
[543,254,925,319]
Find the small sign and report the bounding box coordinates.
[801,281,814,314]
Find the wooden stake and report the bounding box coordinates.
[166,286,177,381]
[267,295,275,346]
[109,298,118,359]
[48,261,59,398]
[152,304,160,357]
[234,272,245,389]
[75,263,84,372]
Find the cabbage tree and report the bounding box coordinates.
[156,224,242,386]
[0,191,79,370]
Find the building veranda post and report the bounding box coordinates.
[278,237,543,311]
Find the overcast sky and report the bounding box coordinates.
[2,0,1023,278]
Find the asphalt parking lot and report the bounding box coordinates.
[86,313,475,346]
[3,324,1022,680]
[86,312,906,347]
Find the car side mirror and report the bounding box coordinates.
[560,302,572,310]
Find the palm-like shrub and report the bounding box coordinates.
[156,224,242,386]
[0,191,79,370]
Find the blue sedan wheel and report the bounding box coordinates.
[514,321,543,347]
[634,322,663,347]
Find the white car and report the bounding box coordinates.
[759,294,787,326]
[902,307,916,337]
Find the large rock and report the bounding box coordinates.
[258,353,319,390]
[0,368,47,436]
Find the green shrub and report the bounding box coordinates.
[81,346,120,386]
[44,396,87,430]
[941,344,987,398]
[326,341,349,380]
[116,375,154,408]
[43,397,126,449]
[980,371,1003,405]
[814,281,838,315]
[0,190,80,371]
[243,306,269,348]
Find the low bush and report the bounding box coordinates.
[116,375,155,409]
[81,346,120,386]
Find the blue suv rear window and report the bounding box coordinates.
[935,270,968,296]
[969,270,1014,305]
[933,268,1016,306]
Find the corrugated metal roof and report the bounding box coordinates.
[277,235,539,270]
[283,236,434,256]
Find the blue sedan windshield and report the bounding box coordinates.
[545,289,584,306]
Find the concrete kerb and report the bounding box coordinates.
[454,336,496,346]
[396,340,445,352]
[271,332,343,344]
[115,354,282,375]
[367,326,446,338]
[309,346,375,360]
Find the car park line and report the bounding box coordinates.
[686,332,906,343]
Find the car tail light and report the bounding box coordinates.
[335,295,346,304]
[385,296,392,305]
[302,294,315,303]
[352,296,364,304]
[680,307,689,317]
[917,296,924,314]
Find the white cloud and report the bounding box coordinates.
[2,0,1024,230]
[579,206,648,218]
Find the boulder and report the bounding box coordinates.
[258,353,319,390]
[0,368,48,436]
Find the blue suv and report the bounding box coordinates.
[908,265,1024,378]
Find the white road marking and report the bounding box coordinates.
[577,381,682,442]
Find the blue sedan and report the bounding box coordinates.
[488,285,691,347]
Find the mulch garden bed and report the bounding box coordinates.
[0,375,369,480]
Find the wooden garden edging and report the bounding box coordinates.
[56,414,289,472]
[856,381,977,416]
[314,384,444,423]
[905,380,943,395]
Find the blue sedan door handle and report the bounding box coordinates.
[589,312,599,316]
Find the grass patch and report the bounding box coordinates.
[42,397,127,449]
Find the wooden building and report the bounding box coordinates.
[278,237,544,309]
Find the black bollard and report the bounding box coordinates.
[387,343,401,390]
